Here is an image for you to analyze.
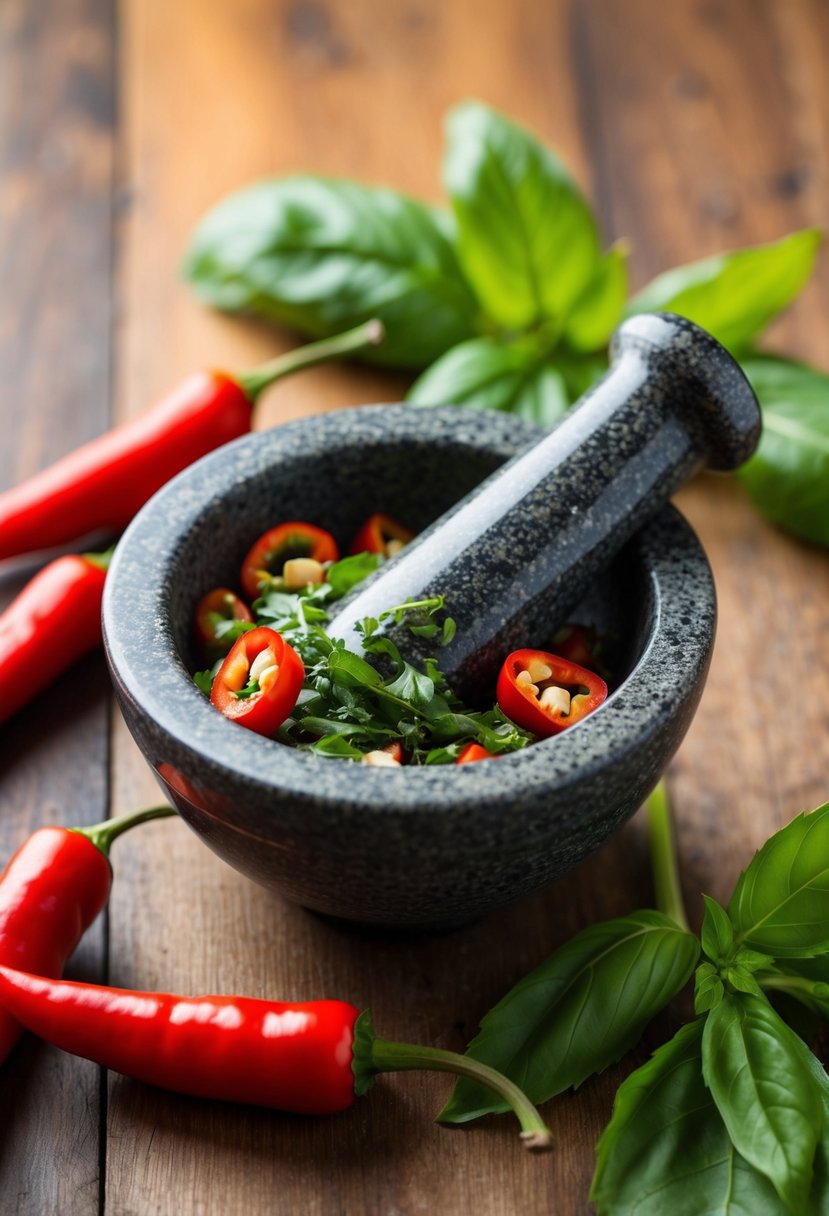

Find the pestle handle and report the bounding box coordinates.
[329,313,761,699]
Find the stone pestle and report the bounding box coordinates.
[328,312,762,700]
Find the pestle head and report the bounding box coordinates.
[611,312,761,471]
[328,313,761,699]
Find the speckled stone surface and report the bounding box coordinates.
[103,390,723,928]
[330,313,760,699]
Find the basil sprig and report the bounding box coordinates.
[185,101,826,546]
[442,792,829,1212]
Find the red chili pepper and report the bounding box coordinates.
[349,513,414,558]
[0,321,383,563]
[0,804,174,1062]
[240,522,339,600]
[496,649,608,738]
[456,743,496,764]
[0,968,552,1149]
[0,548,111,727]
[549,623,609,679]
[194,587,253,665]
[210,626,304,736]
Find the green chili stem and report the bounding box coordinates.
[646,780,690,932]
[238,319,384,400]
[369,1036,553,1152]
[82,544,116,572]
[75,805,177,857]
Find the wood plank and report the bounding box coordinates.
[0,0,116,1210]
[106,1,608,1212]
[577,0,829,928]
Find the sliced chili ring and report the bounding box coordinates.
[194,587,253,664]
[210,626,304,737]
[456,743,495,764]
[549,623,609,679]
[349,514,414,558]
[496,649,608,739]
[241,522,339,600]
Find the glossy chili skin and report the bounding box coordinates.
[0,830,111,1060]
[456,743,495,764]
[0,372,252,561]
[0,553,108,726]
[241,522,339,600]
[194,587,253,665]
[210,626,304,736]
[0,966,359,1115]
[496,649,608,738]
[348,514,414,557]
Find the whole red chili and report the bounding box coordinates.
[0,804,174,1062]
[0,321,382,563]
[456,743,496,764]
[496,649,608,738]
[0,548,111,727]
[0,967,552,1149]
[349,514,414,558]
[210,626,304,736]
[240,522,339,600]
[194,587,253,665]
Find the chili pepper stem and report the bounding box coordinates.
[238,319,384,401]
[645,779,690,933]
[368,1036,553,1151]
[75,805,177,856]
[81,544,116,572]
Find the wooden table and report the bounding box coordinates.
[2,1,828,1211]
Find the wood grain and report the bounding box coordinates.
[0,0,116,1211]
[1,0,828,1212]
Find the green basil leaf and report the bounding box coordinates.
[384,661,434,709]
[701,895,735,963]
[328,649,382,689]
[561,243,629,353]
[443,101,601,331]
[183,176,479,368]
[625,229,822,352]
[702,991,824,1213]
[438,909,699,1122]
[325,552,381,598]
[408,338,572,428]
[193,669,214,696]
[728,802,829,957]
[591,1019,791,1215]
[694,961,724,1014]
[737,357,829,547]
[311,734,366,760]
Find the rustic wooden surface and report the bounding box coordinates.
[1,1,828,1212]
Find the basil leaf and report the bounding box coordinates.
[384,661,434,709]
[701,895,735,963]
[438,909,699,1122]
[327,649,382,690]
[408,337,572,428]
[443,101,601,331]
[184,176,479,368]
[694,962,724,1015]
[561,243,628,353]
[326,553,381,598]
[625,229,822,353]
[702,991,824,1213]
[738,357,829,547]
[311,735,366,760]
[193,669,214,696]
[728,802,829,957]
[591,1020,790,1214]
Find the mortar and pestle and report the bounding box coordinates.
[103,313,761,928]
